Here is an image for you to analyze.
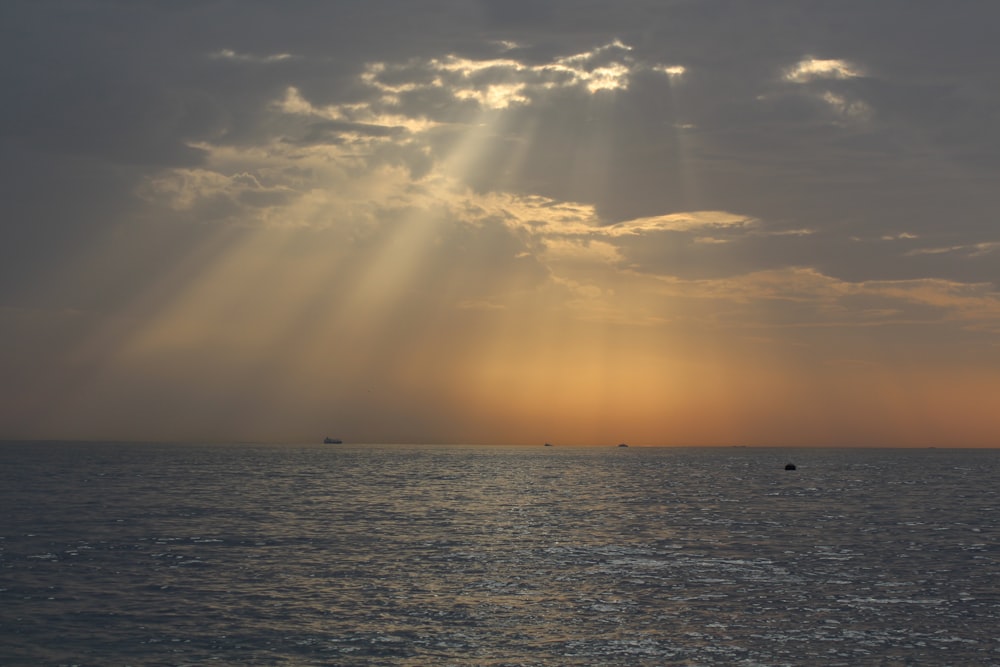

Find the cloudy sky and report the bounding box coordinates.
[2,0,999,446]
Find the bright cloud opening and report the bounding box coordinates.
[785,57,863,83]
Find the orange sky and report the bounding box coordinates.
[7,220,998,446]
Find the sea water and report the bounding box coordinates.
[1,442,998,666]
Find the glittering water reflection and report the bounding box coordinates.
[2,443,998,665]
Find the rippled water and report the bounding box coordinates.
[2,442,998,665]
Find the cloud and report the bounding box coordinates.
[648,267,1000,334]
[139,168,297,218]
[135,35,691,234]
[784,57,863,83]
[352,40,685,112]
[128,20,1000,303]
[602,211,756,236]
[906,241,1000,258]
[209,49,296,64]
[275,86,442,134]
[819,90,873,123]
[542,238,621,265]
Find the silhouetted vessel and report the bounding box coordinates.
[617,443,629,448]
[785,463,796,470]
[544,442,553,447]
[324,437,343,444]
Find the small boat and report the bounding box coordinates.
[323,437,343,444]
[617,443,628,448]
[544,442,553,447]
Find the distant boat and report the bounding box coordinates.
[617,443,628,448]
[323,437,343,444]
[544,442,553,447]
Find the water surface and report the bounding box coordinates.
[2,442,998,665]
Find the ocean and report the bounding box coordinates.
[1,442,998,665]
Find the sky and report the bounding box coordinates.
[2,0,999,446]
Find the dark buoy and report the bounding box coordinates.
[784,463,796,471]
